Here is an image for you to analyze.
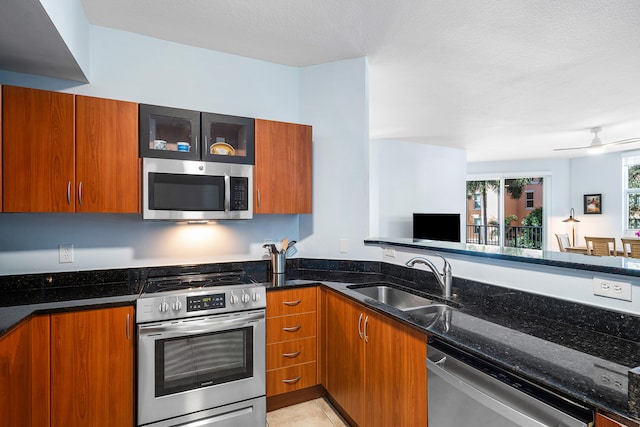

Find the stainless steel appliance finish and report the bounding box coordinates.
[427,341,593,427]
[142,157,253,221]
[136,272,266,427]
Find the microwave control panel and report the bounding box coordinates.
[230,177,249,211]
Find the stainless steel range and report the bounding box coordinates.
[136,271,266,427]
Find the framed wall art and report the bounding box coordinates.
[584,194,602,214]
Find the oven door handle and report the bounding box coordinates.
[139,312,265,337]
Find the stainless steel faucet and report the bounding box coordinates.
[405,254,452,298]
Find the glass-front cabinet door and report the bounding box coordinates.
[201,113,254,165]
[139,104,200,160]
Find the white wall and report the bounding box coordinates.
[297,57,378,260]
[569,153,625,244]
[370,140,466,238]
[0,26,307,275]
[39,0,91,79]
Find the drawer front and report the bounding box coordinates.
[267,312,316,343]
[267,336,317,370]
[267,287,316,318]
[266,362,317,396]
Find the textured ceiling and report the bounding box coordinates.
[80,0,640,162]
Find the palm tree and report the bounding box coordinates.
[466,180,499,244]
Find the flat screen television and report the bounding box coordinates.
[413,213,461,242]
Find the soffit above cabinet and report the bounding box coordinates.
[0,0,88,82]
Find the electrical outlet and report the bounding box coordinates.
[58,244,74,263]
[593,277,632,301]
[592,364,627,393]
[384,247,396,258]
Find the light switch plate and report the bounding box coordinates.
[339,238,349,253]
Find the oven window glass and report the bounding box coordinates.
[149,173,225,211]
[155,327,253,397]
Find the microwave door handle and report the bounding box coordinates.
[224,175,231,212]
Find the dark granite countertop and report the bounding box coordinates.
[0,268,144,334]
[0,259,638,423]
[265,262,640,423]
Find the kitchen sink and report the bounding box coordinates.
[348,285,435,311]
[403,304,450,316]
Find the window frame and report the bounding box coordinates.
[623,155,640,231]
[525,190,534,210]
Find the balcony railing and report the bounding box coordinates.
[466,224,543,250]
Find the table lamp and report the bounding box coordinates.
[562,208,580,246]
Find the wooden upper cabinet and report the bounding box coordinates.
[51,306,135,427]
[2,85,75,212]
[75,95,140,213]
[254,119,312,214]
[1,86,140,213]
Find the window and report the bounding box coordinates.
[466,177,544,250]
[473,193,481,210]
[623,155,640,229]
[525,191,534,209]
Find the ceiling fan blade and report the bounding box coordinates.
[554,137,640,152]
[553,145,594,152]
[606,137,640,146]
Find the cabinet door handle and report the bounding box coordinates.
[67,181,71,205]
[78,181,83,206]
[257,189,261,208]
[126,313,130,339]
[282,376,302,384]
[358,313,364,340]
[282,351,301,358]
[283,325,302,332]
[283,300,301,306]
[364,315,369,343]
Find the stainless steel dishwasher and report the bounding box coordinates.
[427,341,594,427]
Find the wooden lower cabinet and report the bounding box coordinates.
[323,289,427,427]
[266,287,319,397]
[51,306,135,427]
[596,413,638,427]
[0,316,50,427]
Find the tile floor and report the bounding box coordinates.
[267,397,349,427]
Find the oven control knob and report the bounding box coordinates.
[252,293,261,302]
[241,293,250,304]
[230,295,239,304]
[159,301,169,312]
[172,300,182,312]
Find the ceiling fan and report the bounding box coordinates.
[554,127,640,154]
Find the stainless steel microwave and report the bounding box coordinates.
[143,158,253,221]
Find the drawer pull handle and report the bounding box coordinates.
[283,325,302,332]
[282,376,302,384]
[283,300,302,306]
[282,351,301,358]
